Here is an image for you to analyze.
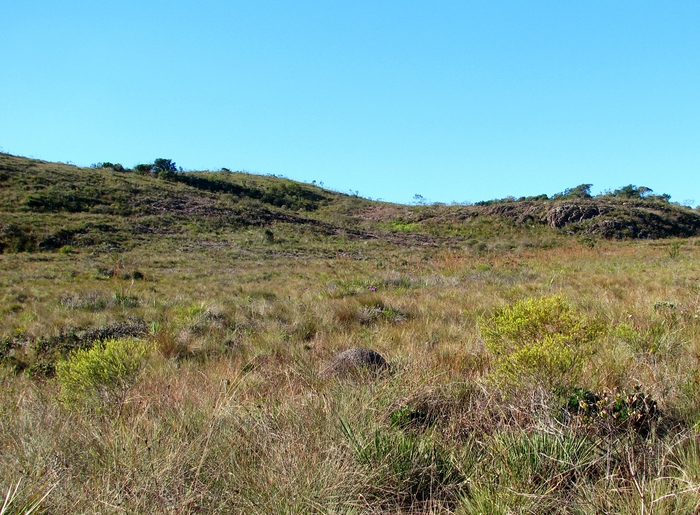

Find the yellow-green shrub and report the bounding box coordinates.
[479,296,602,388]
[56,337,153,410]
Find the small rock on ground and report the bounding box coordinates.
[322,347,389,378]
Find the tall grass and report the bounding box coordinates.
[2,228,700,512]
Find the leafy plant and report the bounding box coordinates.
[564,386,662,437]
[479,296,602,389]
[56,337,152,411]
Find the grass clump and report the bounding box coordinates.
[341,419,466,507]
[480,295,603,389]
[55,337,152,411]
[0,479,53,515]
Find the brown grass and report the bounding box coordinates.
[2,237,700,513]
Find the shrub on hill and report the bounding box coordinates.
[606,184,671,202]
[92,162,125,172]
[553,183,593,199]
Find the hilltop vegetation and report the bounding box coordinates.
[2,153,699,257]
[2,153,700,513]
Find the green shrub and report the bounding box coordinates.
[479,295,602,389]
[133,163,153,174]
[553,183,593,199]
[95,161,125,171]
[152,158,177,174]
[56,337,152,410]
[565,386,661,437]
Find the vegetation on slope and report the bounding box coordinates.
[2,154,700,513]
[2,154,700,259]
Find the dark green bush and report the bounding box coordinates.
[134,163,153,174]
[152,158,177,173]
[565,386,662,437]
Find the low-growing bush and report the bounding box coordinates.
[56,337,153,411]
[479,295,603,389]
[565,386,662,437]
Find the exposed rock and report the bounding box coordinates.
[322,347,389,378]
[481,199,700,239]
[544,204,605,228]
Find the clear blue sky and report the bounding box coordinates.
[2,1,699,205]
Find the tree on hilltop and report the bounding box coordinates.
[554,184,593,199]
[152,158,177,174]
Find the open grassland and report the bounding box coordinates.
[3,154,700,513]
[3,236,700,514]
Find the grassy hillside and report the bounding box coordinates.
[2,153,700,513]
[3,153,699,257]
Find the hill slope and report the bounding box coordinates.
[1,153,699,255]
[4,153,700,513]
